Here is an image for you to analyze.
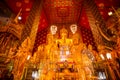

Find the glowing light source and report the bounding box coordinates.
[60,58,67,61]
[27,55,31,60]
[18,16,22,20]
[100,54,105,60]
[98,72,106,79]
[106,52,112,59]
[32,71,39,79]
[70,24,77,34]
[66,51,70,55]
[50,25,57,35]
[108,11,113,16]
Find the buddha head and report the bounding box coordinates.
[97,45,105,51]
[60,27,68,39]
[88,44,93,50]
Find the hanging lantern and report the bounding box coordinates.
[50,25,57,35]
[70,24,77,34]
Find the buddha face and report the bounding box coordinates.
[61,32,67,38]
[88,45,92,50]
[73,38,79,45]
[60,27,68,38]
[47,38,53,44]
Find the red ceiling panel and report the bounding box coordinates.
[37,10,48,32]
[79,8,90,29]
[5,0,34,13]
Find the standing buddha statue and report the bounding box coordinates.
[12,37,31,80]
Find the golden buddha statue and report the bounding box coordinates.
[32,45,44,65]
[69,32,87,80]
[97,45,108,60]
[54,27,73,62]
[88,44,99,61]
[56,27,72,48]
[46,33,54,44]
[12,37,31,80]
[70,33,85,63]
[43,32,59,70]
[44,33,54,60]
[72,32,81,45]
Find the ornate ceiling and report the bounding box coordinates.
[4,0,120,31]
[43,0,83,24]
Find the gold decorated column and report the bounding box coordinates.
[84,0,115,47]
[29,0,43,51]
[84,0,104,46]
[22,0,43,51]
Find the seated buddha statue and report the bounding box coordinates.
[32,45,44,65]
[55,27,73,61]
[56,27,72,50]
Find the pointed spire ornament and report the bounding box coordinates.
[14,8,22,23]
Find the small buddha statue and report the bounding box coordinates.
[12,37,31,79]
[70,33,86,63]
[46,33,54,44]
[97,45,110,60]
[87,44,96,61]
[32,45,44,65]
[44,33,55,60]
[44,32,59,65]
[72,33,80,45]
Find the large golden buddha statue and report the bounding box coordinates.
[54,27,73,62]
[56,27,72,48]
